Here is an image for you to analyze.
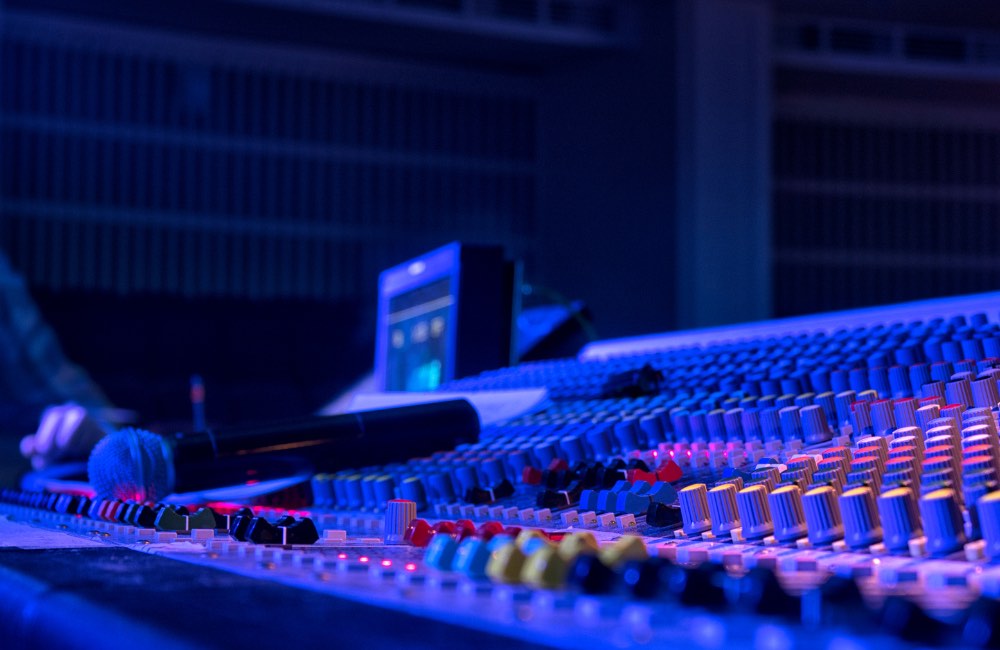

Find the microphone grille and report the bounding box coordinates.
[87,427,173,502]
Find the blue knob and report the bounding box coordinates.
[909,363,932,395]
[941,340,963,363]
[893,398,919,428]
[760,407,782,442]
[373,475,396,509]
[888,366,912,398]
[869,399,895,436]
[741,409,762,442]
[506,449,531,479]
[689,411,709,443]
[803,485,844,545]
[723,408,745,441]
[840,486,882,549]
[813,391,836,426]
[678,483,712,536]
[810,368,831,393]
[775,394,796,409]
[919,488,966,556]
[559,435,587,464]
[945,378,973,409]
[931,362,954,383]
[639,415,665,446]
[480,458,507,486]
[736,485,774,540]
[848,368,869,393]
[971,378,1000,409]
[613,420,642,452]
[344,475,364,510]
[310,474,334,507]
[769,484,808,542]
[800,404,831,444]
[453,466,479,493]
[877,486,921,552]
[670,412,692,443]
[428,472,456,502]
[868,367,890,398]
[830,369,851,394]
[400,476,427,509]
[850,401,873,439]
[834,390,857,429]
[962,338,985,361]
[978,491,1000,560]
[780,377,801,395]
[794,393,815,408]
[360,475,380,510]
[779,406,803,442]
[707,483,741,537]
[894,343,920,366]
[706,409,727,443]
[923,338,943,363]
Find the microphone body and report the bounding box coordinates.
[88,399,480,500]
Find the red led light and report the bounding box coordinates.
[359,556,370,563]
[405,563,417,572]
[381,560,392,567]
[337,553,348,560]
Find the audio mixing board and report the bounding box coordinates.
[8,292,1000,648]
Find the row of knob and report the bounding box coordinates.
[678,474,1000,558]
[448,310,1000,402]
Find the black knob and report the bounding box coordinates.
[802,576,876,630]
[627,458,651,472]
[154,505,188,531]
[730,567,800,620]
[228,514,252,541]
[281,518,319,545]
[567,554,617,595]
[132,504,157,528]
[963,597,1000,648]
[646,502,682,528]
[666,563,727,610]
[246,517,281,544]
[274,514,296,527]
[621,559,671,599]
[878,596,946,644]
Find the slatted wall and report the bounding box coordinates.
[0,13,538,301]
[772,16,1000,317]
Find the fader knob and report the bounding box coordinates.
[919,488,966,556]
[736,484,774,540]
[839,486,882,549]
[972,377,1000,409]
[800,404,832,444]
[678,483,712,536]
[706,483,741,537]
[385,499,417,545]
[877,487,921,552]
[978,491,1000,561]
[400,476,427,509]
[768,484,807,542]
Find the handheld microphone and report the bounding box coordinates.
[87,399,480,501]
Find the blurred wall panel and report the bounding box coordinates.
[0,10,539,306]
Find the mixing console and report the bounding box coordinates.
[7,292,1000,648]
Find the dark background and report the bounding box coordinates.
[2,0,1000,431]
